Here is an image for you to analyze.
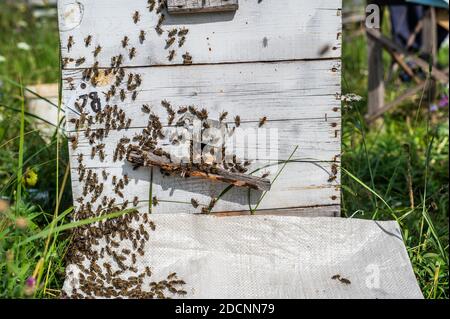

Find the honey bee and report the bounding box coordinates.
[258,116,267,127]
[84,35,92,47]
[62,57,70,68]
[139,30,146,44]
[99,149,105,161]
[102,170,108,180]
[133,196,139,207]
[219,111,228,122]
[93,45,102,58]
[234,115,241,127]
[67,36,74,52]
[182,52,192,65]
[141,104,151,113]
[70,135,78,150]
[328,175,337,183]
[112,175,117,185]
[155,25,163,35]
[165,37,175,48]
[132,91,138,101]
[197,108,208,120]
[75,57,86,66]
[190,198,199,208]
[77,153,83,163]
[121,36,129,48]
[120,89,126,101]
[129,47,136,59]
[178,36,186,47]
[90,146,96,159]
[116,190,124,198]
[147,0,156,12]
[124,174,129,185]
[331,164,338,175]
[149,221,156,231]
[261,171,270,179]
[133,11,140,24]
[167,50,175,61]
[152,196,159,206]
[135,74,142,87]
[167,28,177,37]
[340,277,351,285]
[157,14,165,27]
[178,28,189,37]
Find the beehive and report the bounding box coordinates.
[58,0,342,218]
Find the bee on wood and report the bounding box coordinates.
[167,28,177,37]
[133,196,139,207]
[182,52,192,65]
[328,175,337,183]
[132,91,138,101]
[152,196,159,206]
[178,28,189,37]
[93,45,102,58]
[219,111,228,122]
[132,11,140,24]
[135,74,142,87]
[141,104,151,113]
[139,30,146,44]
[90,146,96,159]
[339,277,351,285]
[129,47,136,60]
[177,106,188,114]
[331,164,338,176]
[102,170,108,180]
[124,174,129,185]
[112,175,117,185]
[190,198,199,208]
[62,57,70,68]
[99,149,105,161]
[149,221,156,231]
[116,190,124,198]
[67,36,74,52]
[126,118,132,129]
[178,36,186,48]
[84,35,92,47]
[261,171,270,179]
[155,25,163,35]
[258,116,267,128]
[75,57,86,66]
[167,50,175,61]
[147,0,156,12]
[234,115,241,127]
[121,36,129,48]
[70,135,78,150]
[157,14,165,27]
[197,108,208,120]
[116,54,123,67]
[120,89,126,101]
[244,160,251,167]
[165,37,175,48]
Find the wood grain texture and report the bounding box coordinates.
[57,0,342,68]
[69,160,340,215]
[59,0,342,216]
[63,59,341,129]
[167,0,239,14]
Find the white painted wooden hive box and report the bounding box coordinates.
[58,0,342,218]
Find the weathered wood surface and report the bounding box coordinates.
[63,59,341,130]
[69,160,340,215]
[59,0,342,216]
[126,148,272,191]
[58,0,342,68]
[167,0,239,14]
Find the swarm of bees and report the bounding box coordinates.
[61,2,273,299]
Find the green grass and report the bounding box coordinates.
[0,2,448,299]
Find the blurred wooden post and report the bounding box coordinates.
[366,2,385,120]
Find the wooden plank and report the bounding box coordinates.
[63,59,342,130]
[211,205,340,217]
[366,29,385,118]
[68,118,341,165]
[126,148,272,191]
[57,0,342,68]
[167,0,239,14]
[69,160,340,215]
[366,28,449,84]
[365,82,428,122]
